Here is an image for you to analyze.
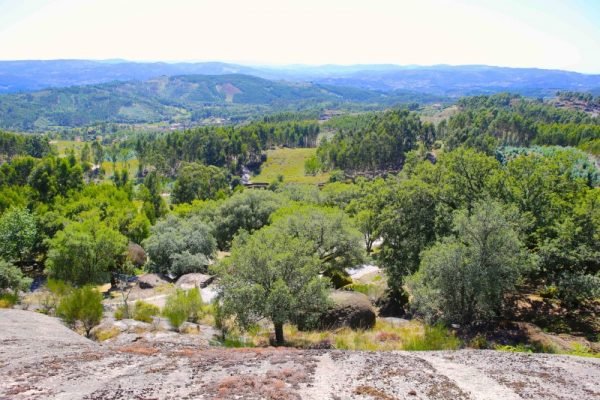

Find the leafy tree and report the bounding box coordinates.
[378,179,438,295]
[57,285,104,337]
[138,171,167,224]
[270,205,365,280]
[171,162,229,204]
[46,217,128,285]
[80,143,91,164]
[91,140,104,165]
[216,227,330,345]
[212,190,284,249]
[143,215,216,276]
[0,207,37,264]
[0,260,32,294]
[408,201,528,325]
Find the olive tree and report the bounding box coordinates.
[216,227,330,345]
[408,200,528,326]
[143,215,216,276]
[0,207,37,264]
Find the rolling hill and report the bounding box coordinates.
[1,60,600,97]
[0,74,443,131]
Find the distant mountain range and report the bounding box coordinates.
[1,60,599,96]
[0,74,443,131]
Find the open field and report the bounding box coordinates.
[254,147,330,184]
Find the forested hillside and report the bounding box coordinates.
[0,91,598,358]
[0,74,443,131]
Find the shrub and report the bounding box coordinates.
[114,304,128,320]
[132,300,160,323]
[162,288,203,331]
[0,292,18,308]
[57,285,104,338]
[403,324,460,351]
[40,279,73,315]
[0,260,32,294]
[557,273,600,307]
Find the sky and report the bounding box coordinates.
[0,0,599,73]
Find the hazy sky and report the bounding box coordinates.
[0,0,599,73]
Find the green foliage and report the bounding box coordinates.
[116,300,160,322]
[0,207,37,263]
[211,190,284,250]
[46,217,128,285]
[132,300,160,323]
[216,226,330,345]
[57,285,104,337]
[317,109,421,173]
[556,273,600,307]
[408,201,528,325]
[270,205,365,279]
[402,324,461,351]
[162,288,203,330]
[444,93,599,151]
[143,215,216,276]
[171,163,230,204]
[0,260,32,294]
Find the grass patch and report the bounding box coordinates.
[254,148,330,184]
[0,292,18,308]
[217,319,462,351]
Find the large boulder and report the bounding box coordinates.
[127,242,147,267]
[319,290,376,330]
[138,273,170,289]
[176,273,214,290]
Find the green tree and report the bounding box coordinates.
[46,217,128,285]
[0,260,32,294]
[213,190,284,250]
[216,228,330,345]
[91,140,104,165]
[0,207,37,264]
[270,205,365,280]
[143,215,216,276]
[171,162,229,204]
[408,201,528,325]
[80,143,91,164]
[57,285,103,337]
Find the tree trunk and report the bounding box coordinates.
[274,323,284,346]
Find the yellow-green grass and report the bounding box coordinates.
[221,319,460,351]
[51,140,86,157]
[101,159,140,178]
[253,148,329,184]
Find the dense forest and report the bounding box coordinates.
[0,91,598,352]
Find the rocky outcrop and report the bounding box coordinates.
[175,273,214,290]
[320,290,376,329]
[2,309,600,400]
[137,273,169,289]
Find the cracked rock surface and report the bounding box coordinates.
[1,309,599,399]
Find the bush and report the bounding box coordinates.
[403,324,461,351]
[114,304,128,320]
[0,292,18,308]
[0,260,32,294]
[40,279,73,315]
[162,288,203,331]
[557,273,600,307]
[57,285,104,338]
[132,300,160,323]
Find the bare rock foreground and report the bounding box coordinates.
[1,309,599,400]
